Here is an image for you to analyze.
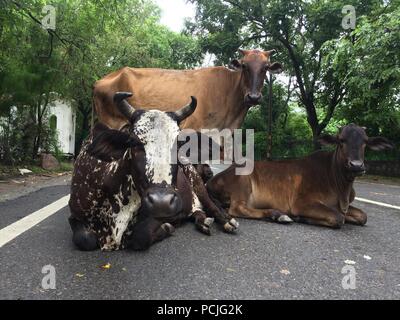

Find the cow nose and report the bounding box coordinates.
[143,188,181,218]
[246,93,262,103]
[349,160,365,171]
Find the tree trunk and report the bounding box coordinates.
[2,110,12,164]
[33,104,42,160]
[311,125,321,150]
[266,73,273,160]
[32,98,48,161]
[302,99,322,151]
[76,108,90,154]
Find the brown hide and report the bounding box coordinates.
[93,50,282,131]
[94,67,245,131]
[207,151,366,228]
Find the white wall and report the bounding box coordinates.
[49,100,76,155]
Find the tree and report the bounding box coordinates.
[324,2,400,152]
[187,0,385,146]
[54,0,203,151]
[0,0,204,162]
[0,1,65,161]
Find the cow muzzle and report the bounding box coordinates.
[245,92,262,105]
[347,160,366,175]
[142,186,182,219]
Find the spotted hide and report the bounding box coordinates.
[68,93,238,251]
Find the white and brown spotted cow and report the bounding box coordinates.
[68,92,238,251]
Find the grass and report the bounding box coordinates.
[0,161,73,180]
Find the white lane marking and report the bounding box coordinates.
[0,195,70,248]
[355,197,400,211]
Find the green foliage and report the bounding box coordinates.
[0,0,204,163]
[1,0,399,165]
[188,0,399,160]
[322,3,400,159]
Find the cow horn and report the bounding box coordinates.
[175,96,197,123]
[113,92,136,120]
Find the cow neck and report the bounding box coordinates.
[226,70,248,127]
[330,148,354,213]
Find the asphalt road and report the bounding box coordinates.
[0,178,399,300]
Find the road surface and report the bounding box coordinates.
[0,174,399,300]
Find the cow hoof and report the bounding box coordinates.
[161,223,175,235]
[204,217,214,226]
[197,223,212,236]
[278,215,293,224]
[223,218,239,233]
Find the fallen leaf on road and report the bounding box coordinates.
[101,263,111,269]
[363,255,372,260]
[344,260,356,265]
[122,267,127,271]
[75,273,85,278]
[280,269,290,275]
[226,268,236,272]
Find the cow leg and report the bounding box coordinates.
[198,196,238,233]
[127,217,175,251]
[229,200,293,224]
[291,203,345,228]
[183,164,239,233]
[192,210,214,235]
[345,205,367,226]
[68,217,99,251]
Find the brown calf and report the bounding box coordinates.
[207,124,394,228]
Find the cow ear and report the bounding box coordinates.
[318,134,339,146]
[229,59,242,70]
[88,123,142,162]
[268,62,283,74]
[367,137,394,151]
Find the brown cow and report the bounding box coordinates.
[93,49,282,131]
[207,124,394,228]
